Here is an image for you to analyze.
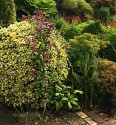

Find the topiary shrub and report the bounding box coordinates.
[63,25,81,40]
[96,7,111,23]
[0,0,16,27]
[98,59,116,107]
[62,0,94,16]
[82,20,103,35]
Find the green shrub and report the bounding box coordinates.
[99,27,116,62]
[75,20,94,33]
[68,33,109,107]
[0,0,16,27]
[98,59,116,106]
[63,25,81,40]
[55,18,68,30]
[96,7,111,23]
[15,0,57,18]
[82,20,103,35]
[62,0,94,16]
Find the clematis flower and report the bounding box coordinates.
[32,38,36,42]
[32,45,37,50]
[41,19,46,24]
[37,16,40,19]
[47,58,51,62]
[45,15,50,19]
[32,15,36,19]
[36,25,41,30]
[33,11,36,14]
[50,31,52,34]
[22,15,27,19]
[44,51,49,57]
[42,34,46,39]
[38,10,43,14]
[48,42,53,47]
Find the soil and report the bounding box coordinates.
[0,104,116,125]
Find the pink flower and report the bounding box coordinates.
[32,15,36,19]
[47,58,51,62]
[44,51,49,57]
[50,31,52,34]
[22,15,27,19]
[32,38,36,42]
[32,45,37,50]
[33,11,36,14]
[37,16,40,19]
[22,40,29,44]
[48,42,53,47]
[41,19,46,24]
[36,25,41,30]
[38,10,43,15]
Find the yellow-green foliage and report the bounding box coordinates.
[0,21,33,106]
[0,0,16,27]
[0,21,69,107]
[98,59,116,105]
[69,33,109,55]
[62,0,94,15]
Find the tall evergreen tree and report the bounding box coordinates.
[0,0,16,27]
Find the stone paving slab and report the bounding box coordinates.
[0,104,116,125]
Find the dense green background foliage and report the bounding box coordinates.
[62,0,94,16]
[15,0,57,19]
[0,0,16,27]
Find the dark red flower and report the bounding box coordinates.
[32,38,36,42]
[32,45,37,50]
[44,51,49,57]
[42,34,46,39]
[48,42,53,47]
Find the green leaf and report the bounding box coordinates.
[71,100,77,105]
[62,97,68,101]
[68,101,72,109]
[74,90,83,94]
[56,102,60,110]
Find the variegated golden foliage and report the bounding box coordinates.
[0,21,69,107]
[98,59,116,105]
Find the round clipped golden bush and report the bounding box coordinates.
[0,21,33,106]
[0,21,69,107]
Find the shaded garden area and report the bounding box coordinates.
[0,0,116,125]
